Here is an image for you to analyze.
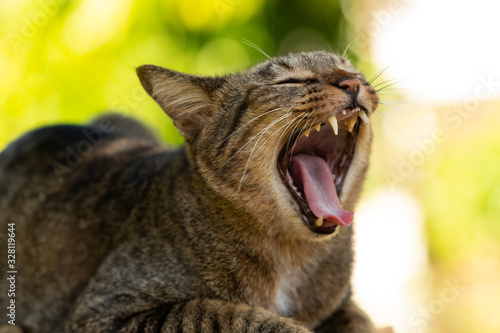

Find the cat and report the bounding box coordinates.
[0,50,379,332]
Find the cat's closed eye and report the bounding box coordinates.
[275,77,318,85]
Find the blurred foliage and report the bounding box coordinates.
[424,102,500,264]
[0,0,359,149]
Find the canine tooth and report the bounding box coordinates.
[349,117,357,131]
[359,111,369,125]
[303,128,311,137]
[345,117,356,132]
[328,115,338,135]
[314,216,324,227]
[314,123,321,132]
[342,109,347,115]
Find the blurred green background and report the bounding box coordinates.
[1,0,499,332]
[0,0,364,147]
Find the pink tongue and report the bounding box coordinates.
[289,154,354,227]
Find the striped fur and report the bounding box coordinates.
[0,51,378,332]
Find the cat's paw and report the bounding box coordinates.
[313,299,375,333]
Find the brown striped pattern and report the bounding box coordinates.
[0,51,378,332]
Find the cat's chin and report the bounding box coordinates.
[277,109,370,236]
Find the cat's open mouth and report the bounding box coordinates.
[278,109,367,235]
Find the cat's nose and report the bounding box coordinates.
[338,77,359,92]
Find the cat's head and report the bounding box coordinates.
[137,51,379,240]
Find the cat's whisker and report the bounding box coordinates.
[283,112,312,158]
[252,112,308,157]
[274,112,311,160]
[251,114,308,169]
[222,104,300,143]
[375,86,418,94]
[282,115,316,165]
[377,90,423,97]
[237,120,288,191]
[267,113,312,165]
[242,39,271,59]
[377,103,425,129]
[217,112,293,176]
[238,110,312,191]
[374,109,411,151]
[378,99,431,109]
[259,122,295,159]
[286,113,319,169]
[373,77,403,88]
[376,88,429,104]
[374,81,400,92]
[368,64,393,85]
[375,78,407,93]
[341,32,361,58]
[272,112,317,176]
[235,101,304,188]
[294,113,316,141]
[236,113,293,190]
[377,96,434,129]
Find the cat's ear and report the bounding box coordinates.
[137,65,225,142]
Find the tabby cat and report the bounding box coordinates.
[0,51,379,332]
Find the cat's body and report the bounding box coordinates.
[0,51,379,332]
